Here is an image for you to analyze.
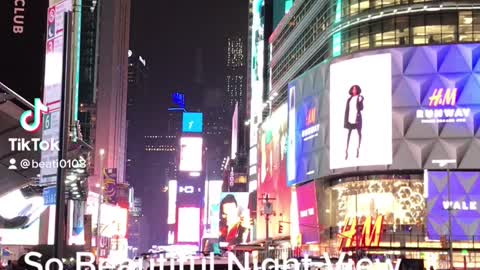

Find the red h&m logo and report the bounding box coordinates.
[306,108,317,126]
[338,215,385,250]
[429,88,457,107]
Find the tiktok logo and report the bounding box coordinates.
[19,98,49,133]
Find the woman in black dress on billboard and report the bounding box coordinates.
[344,85,364,160]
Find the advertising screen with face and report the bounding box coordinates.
[179,137,203,172]
[257,104,291,239]
[427,171,480,241]
[218,192,250,245]
[330,53,393,169]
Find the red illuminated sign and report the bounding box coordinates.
[429,88,457,107]
[338,215,385,250]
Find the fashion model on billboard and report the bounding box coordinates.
[219,195,249,245]
[344,85,364,160]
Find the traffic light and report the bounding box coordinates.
[278,224,284,234]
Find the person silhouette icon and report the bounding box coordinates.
[8,158,17,170]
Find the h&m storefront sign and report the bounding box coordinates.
[416,88,471,124]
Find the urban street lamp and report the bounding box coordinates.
[432,159,456,270]
[96,148,105,256]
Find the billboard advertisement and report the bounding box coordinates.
[257,104,291,238]
[103,168,118,204]
[287,62,329,186]
[182,112,203,133]
[231,103,239,159]
[177,207,201,243]
[325,178,424,228]
[0,0,48,102]
[427,171,480,241]
[216,192,251,246]
[0,189,48,245]
[249,0,265,170]
[296,182,320,244]
[40,0,73,185]
[176,179,204,207]
[179,137,203,172]
[330,53,393,169]
[286,43,480,185]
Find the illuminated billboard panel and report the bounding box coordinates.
[182,112,203,133]
[177,207,201,243]
[296,182,320,244]
[215,193,251,246]
[330,53,393,169]
[287,43,480,186]
[179,137,203,172]
[0,189,47,245]
[249,0,265,168]
[257,104,291,239]
[427,171,480,241]
[287,62,328,186]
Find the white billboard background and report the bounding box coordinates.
[330,53,392,169]
[179,137,203,172]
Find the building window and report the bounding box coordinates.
[412,15,426,45]
[459,11,473,42]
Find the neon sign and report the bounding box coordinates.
[417,88,470,123]
[338,215,384,250]
[301,107,320,141]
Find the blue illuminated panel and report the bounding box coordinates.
[182,112,203,133]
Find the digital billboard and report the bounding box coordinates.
[0,189,48,245]
[182,112,203,133]
[179,137,203,172]
[286,43,480,185]
[326,178,424,228]
[249,0,265,170]
[287,61,329,186]
[296,182,320,244]
[216,192,251,246]
[177,207,201,243]
[257,104,291,239]
[330,53,393,169]
[427,171,480,241]
[0,0,48,102]
[231,103,239,159]
[40,0,73,185]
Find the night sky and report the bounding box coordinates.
[130,0,248,109]
[129,0,248,247]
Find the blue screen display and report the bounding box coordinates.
[182,112,203,133]
[427,171,480,241]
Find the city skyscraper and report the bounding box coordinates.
[225,35,247,115]
[93,0,131,186]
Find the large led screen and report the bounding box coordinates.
[427,171,480,241]
[182,112,203,133]
[325,178,424,228]
[177,207,201,243]
[287,62,329,186]
[287,43,480,185]
[0,189,48,245]
[330,53,393,169]
[179,137,203,172]
[257,104,291,239]
[216,192,251,246]
[296,182,320,244]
